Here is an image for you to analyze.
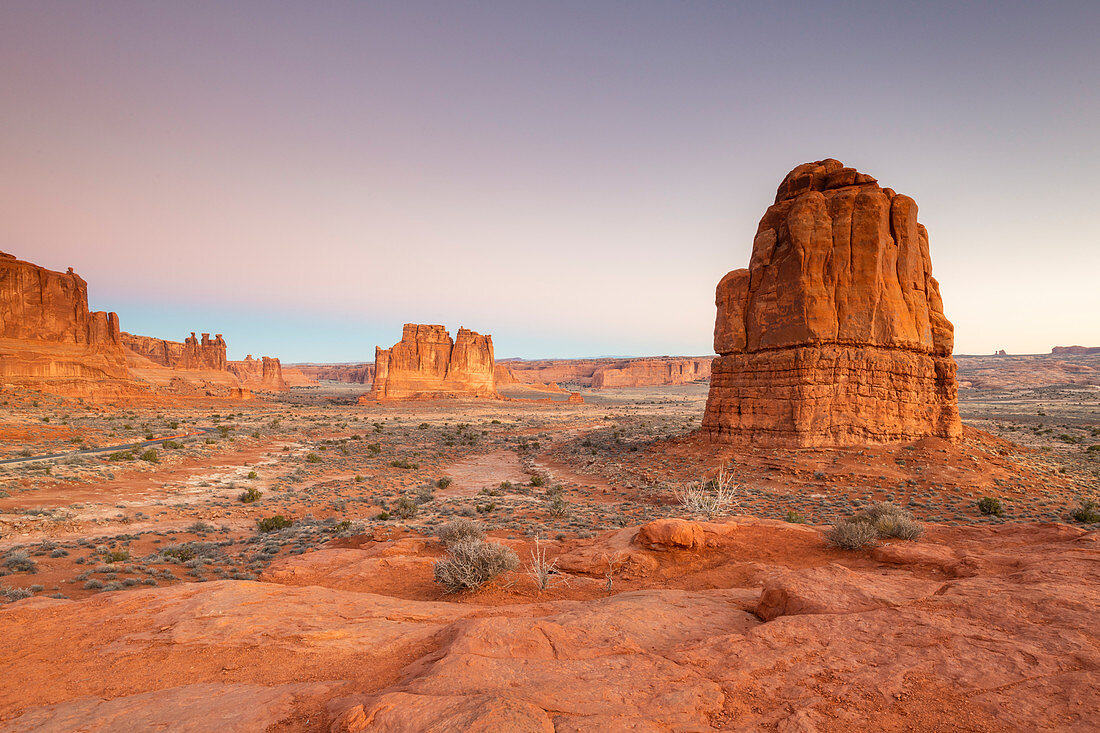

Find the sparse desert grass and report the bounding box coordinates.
[675,469,739,518]
[527,536,558,591]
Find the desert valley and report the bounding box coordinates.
[1,159,1097,732]
[3,3,1100,731]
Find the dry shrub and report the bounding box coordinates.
[825,520,879,550]
[827,501,923,549]
[433,539,518,593]
[436,518,485,547]
[674,469,740,518]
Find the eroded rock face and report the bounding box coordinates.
[366,324,496,400]
[291,363,374,384]
[703,159,962,446]
[121,332,227,371]
[501,357,712,389]
[227,355,287,392]
[0,252,137,396]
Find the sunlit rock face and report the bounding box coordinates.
[703,159,962,446]
[0,251,139,397]
[366,324,497,401]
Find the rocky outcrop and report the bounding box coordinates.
[121,332,227,371]
[228,355,288,392]
[703,159,962,446]
[0,251,140,397]
[591,357,711,388]
[291,363,375,384]
[365,324,496,401]
[1052,345,1100,356]
[501,356,713,389]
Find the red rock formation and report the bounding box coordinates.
[501,356,713,389]
[228,355,288,392]
[591,357,711,388]
[0,251,140,397]
[292,363,375,384]
[279,366,318,387]
[703,159,962,446]
[122,332,226,371]
[1052,345,1100,355]
[365,324,496,401]
[567,391,584,404]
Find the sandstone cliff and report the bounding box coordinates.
[702,159,962,446]
[501,356,713,389]
[365,324,496,401]
[122,331,227,371]
[293,363,375,384]
[591,357,711,388]
[0,251,140,397]
[1051,345,1100,356]
[228,355,288,392]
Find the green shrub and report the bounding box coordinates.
[162,440,183,450]
[1087,444,1100,453]
[367,443,381,454]
[104,549,129,563]
[306,453,322,463]
[977,497,1005,517]
[547,494,570,519]
[437,477,452,490]
[437,518,485,547]
[239,486,263,503]
[257,515,293,532]
[247,470,258,479]
[785,510,805,524]
[108,450,135,462]
[433,539,518,593]
[394,495,418,519]
[1070,498,1100,524]
[390,458,419,469]
[529,474,545,487]
[139,449,159,463]
[375,511,391,521]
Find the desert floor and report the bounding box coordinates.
[0,381,1097,731]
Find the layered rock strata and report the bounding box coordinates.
[365,324,496,401]
[121,332,227,371]
[501,356,712,389]
[0,251,140,397]
[702,159,962,446]
[228,355,288,392]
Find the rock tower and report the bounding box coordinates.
[702,159,962,446]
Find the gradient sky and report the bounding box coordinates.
[2,1,1098,361]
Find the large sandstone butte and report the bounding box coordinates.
[0,252,141,398]
[703,159,962,446]
[366,324,497,401]
[227,355,288,392]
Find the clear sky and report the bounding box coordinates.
[2,1,1097,361]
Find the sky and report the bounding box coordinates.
[2,1,1098,361]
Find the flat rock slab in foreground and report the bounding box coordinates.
[0,519,1097,731]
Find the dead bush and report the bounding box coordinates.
[433,539,518,593]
